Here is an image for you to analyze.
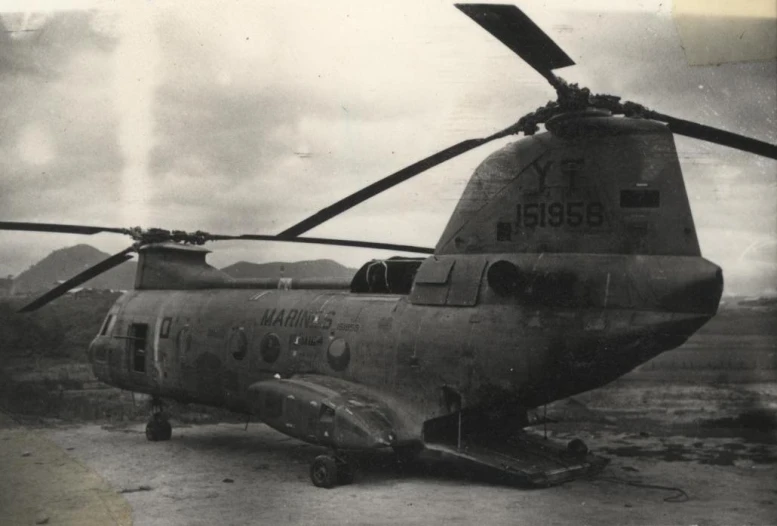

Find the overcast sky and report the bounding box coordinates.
[0,0,775,295]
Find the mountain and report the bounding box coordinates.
[12,246,358,294]
[12,245,137,294]
[221,259,357,280]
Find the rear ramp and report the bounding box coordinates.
[424,431,608,486]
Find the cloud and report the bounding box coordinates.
[0,11,122,220]
[0,11,124,274]
[0,2,774,295]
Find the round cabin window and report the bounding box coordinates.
[260,333,282,363]
[327,338,350,371]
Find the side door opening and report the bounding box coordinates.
[129,323,149,373]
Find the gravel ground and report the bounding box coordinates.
[0,412,131,526]
[31,416,777,526]
[3,381,776,526]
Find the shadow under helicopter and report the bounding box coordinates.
[159,427,568,489]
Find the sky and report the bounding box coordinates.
[0,0,775,295]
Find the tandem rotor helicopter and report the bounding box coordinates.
[2,4,776,488]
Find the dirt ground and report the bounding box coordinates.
[0,412,132,526]
[0,408,772,526]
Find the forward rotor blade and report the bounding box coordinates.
[18,247,135,313]
[646,111,777,160]
[209,234,434,254]
[0,221,127,235]
[455,3,574,85]
[278,125,521,238]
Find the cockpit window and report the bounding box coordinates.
[99,314,115,336]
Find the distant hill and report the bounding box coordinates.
[12,246,358,294]
[221,259,357,280]
[12,245,137,294]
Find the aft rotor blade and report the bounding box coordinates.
[0,221,127,235]
[209,234,434,254]
[278,125,521,238]
[18,247,135,313]
[455,3,574,85]
[646,111,777,160]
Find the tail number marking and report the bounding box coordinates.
[517,202,603,228]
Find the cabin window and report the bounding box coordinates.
[128,323,148,373]
[160,317,172,339]
[99,314,114,336]
[620,189,660,208]
[260,333,282,363]
[327,339,351,371]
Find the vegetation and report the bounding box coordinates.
[0,292,120,362]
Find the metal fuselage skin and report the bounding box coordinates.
[89,252,722,442]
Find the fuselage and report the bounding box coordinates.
[89,117,725,442]
[88,251,722,440]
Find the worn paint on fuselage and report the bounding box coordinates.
[89,252,721,441]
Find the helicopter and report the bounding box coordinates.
[2,3,776,489]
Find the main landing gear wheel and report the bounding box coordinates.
[145,414,172,441]
[566,438,589,457]
[145,398,172,441]
[310,454,354,488]
[310,455,338,488]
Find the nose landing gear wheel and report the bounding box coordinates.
[145,399,172,441]
[145,416,172,441]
